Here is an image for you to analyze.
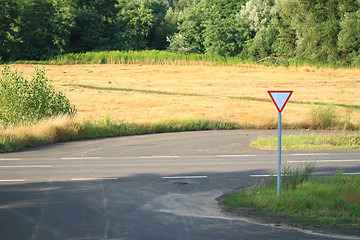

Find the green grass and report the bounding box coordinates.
[30,50,251,66]
[15,49,358,69]
[224,173,360,229]
[252,133,360,150]
[0,116,248,153]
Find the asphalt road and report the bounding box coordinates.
[0,130,359,240]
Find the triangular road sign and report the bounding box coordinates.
[268,90,293,114]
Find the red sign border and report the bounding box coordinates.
[267,90,293,114]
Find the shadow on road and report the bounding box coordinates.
[0,169,355,240]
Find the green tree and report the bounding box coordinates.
[161,6,183,50]
[271,2,297,60]
[69,7,104,52]
[16,0,56,59]
[69,0,118,52]
[176,4,206,54]
[0,0,19,62]
[115,0,156,50]
[143,0,174,50]
[202,13,250,57]
[240,0,278,60]
[14,0,75,60]
[201,0,250,57]
[276,0,342,64]
[338,9,360,66]
[172,0,250,56]
[51,0,75,54]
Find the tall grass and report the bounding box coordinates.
[40,50,250,66]
[311,105,338,129]
[0,115,76,152]
[23,50,353,68]
[0,116,245,153]
[13,48,358,68]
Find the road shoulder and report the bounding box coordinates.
[216,191,360,239]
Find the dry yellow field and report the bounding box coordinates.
[6,64,360,127]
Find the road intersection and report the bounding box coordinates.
[0,130,359,239]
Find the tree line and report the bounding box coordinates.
[1,0,360,66]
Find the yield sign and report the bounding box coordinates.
[268,90,293,114]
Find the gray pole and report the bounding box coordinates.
[277,112,282,196]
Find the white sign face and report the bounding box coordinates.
[268,91,293,114]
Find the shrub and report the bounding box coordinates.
[0,66,76,126]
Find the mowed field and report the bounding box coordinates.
[7,64,360,127]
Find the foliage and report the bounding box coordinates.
[68,0,117,52]
[166,33,195,54]
[277,0,360,65]
[115,0,157,50]
[239,0,278,60]
[0,0,19,62]
[173,0,251,57]
[144,0,176,50]
[201,0,250,57]
[2,0,360,66]
[0,66,76,125]
[14,0,75,60]
[338,9,360,66]
[175,3,206,54]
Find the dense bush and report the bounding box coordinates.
[0,66,76,125]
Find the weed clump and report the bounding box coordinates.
[311,105,339,129]
[281,163,316,190]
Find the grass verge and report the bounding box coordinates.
[224,169,360,231]
[0,116,246,153]
[251,133,360,150]
[1,115,359,153]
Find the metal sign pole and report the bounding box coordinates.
[267,90,293,197]
[277,112,282,196]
